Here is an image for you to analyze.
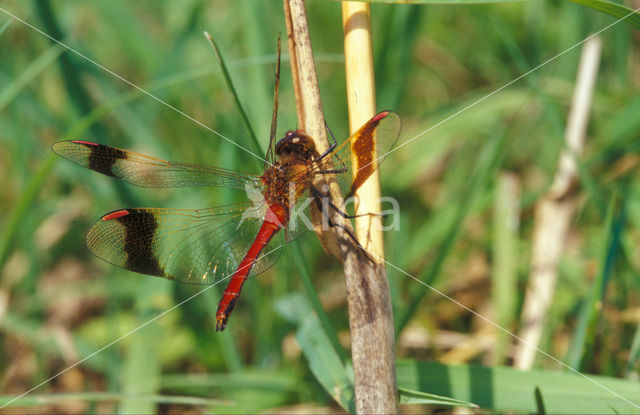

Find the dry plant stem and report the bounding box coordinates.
[283,0,326,142]
[342,2,397,414]
[282,3,304,128]
[342,2,383,258]
[514,36,602,370]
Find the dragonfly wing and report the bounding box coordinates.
[52,140,258,190]
[86,205,284,285]
[295,111,401,199]
[332,111,401,197]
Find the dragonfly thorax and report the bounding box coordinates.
[261,161,304,211]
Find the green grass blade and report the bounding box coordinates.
[567,0,640,30]
[0,153,56,271]
[163,371,300,413]
[625,322,640,378]
[240,1,275,143]
[397,360,640,413]
[119,280,167,414]
[274,293,355,412]
[566,194,625,369]
[534,387,548,414]
[0,392,229,407]
[0,17,12,36]
[34,0,101,128]
[491,173,519,364]
[291,241,348,364]
[398,387,478,407]
[375,6,422,110]
[162,371,299,391]
[204,31,263,164]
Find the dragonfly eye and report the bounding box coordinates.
[275,130,317,161]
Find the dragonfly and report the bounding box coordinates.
[52,112,399,331]
[51,43,400,331]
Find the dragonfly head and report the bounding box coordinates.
[275,130,317,164]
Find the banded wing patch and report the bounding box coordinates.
[51,140,258,190]
[87,206,284,284]
[346,111,401,197]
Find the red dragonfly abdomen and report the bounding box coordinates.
[215,203,287,331]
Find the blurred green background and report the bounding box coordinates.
[1,0,640,413]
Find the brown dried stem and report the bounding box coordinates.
[342,2,397,413]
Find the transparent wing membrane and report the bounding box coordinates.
[87,205,284,285]
[52,141,259,190]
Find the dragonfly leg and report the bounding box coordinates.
[311,188,374,263]
[316,168,348,175]
[314,122,339,162]
[311,186,384,220]
[328,220,375,263]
